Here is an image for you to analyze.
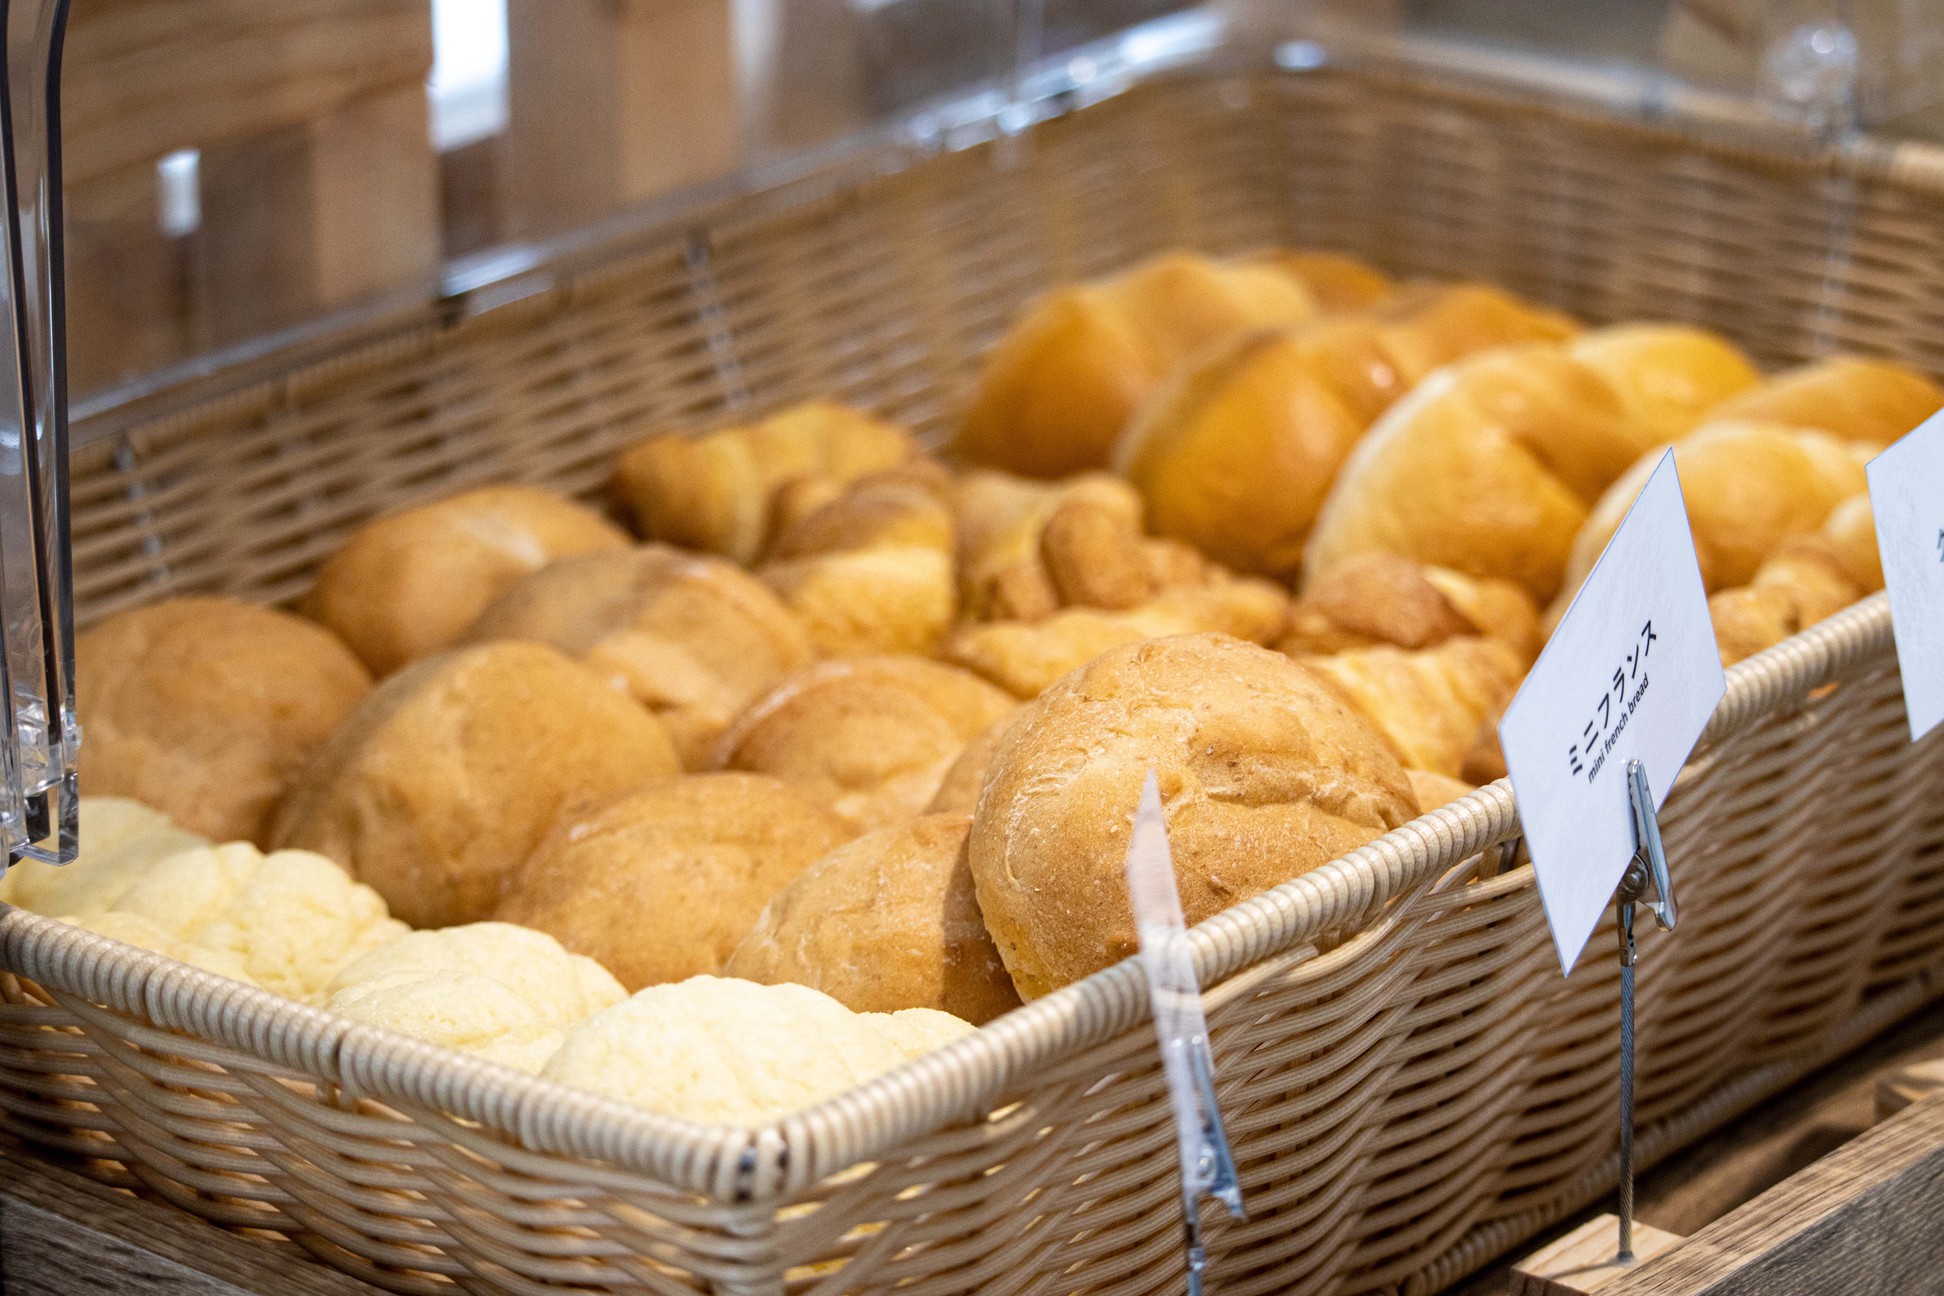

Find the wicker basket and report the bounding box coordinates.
[7,25,1944,1296]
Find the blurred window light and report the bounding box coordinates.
[156,148,200,238]
[429,0,510,150]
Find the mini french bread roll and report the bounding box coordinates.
[1114,285,1580,578]
[715,657,1017,833]
[955,252,1327,477]
[727,812,1021,1024]
[466,546,812,768]
[970,633,1418,998]
[497,774,847,992]
[1278,554,1541,666]
[610,401,916,564]
[759,463,957,655]
[273,641,680,928]
[1304,324,1759,601]
[78,598,372,844]
[1554,421,1868,616]
[1297,638,1525,778]
[1704,355,1942,449]
[945,578,1290,699]
[1707,494,1883,666]
[304,486,629,676]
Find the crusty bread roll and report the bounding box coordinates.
[1707,494,1882,666]
[77,598,372,844]
[925,715,1018,814]
[715,657,1017,833]
[955,252,1328,477]
[727,812,1021,1024]
[466,546,812,769]
[1565,323,1762,442]
[969,633,1418,998]
[304,486,629,676]
[1114,285,1580,578]
[759,464,957,655]
[273,641,680,928]
[1298,638,1525,778]
[945,579,1290,699]
[1304,325,1760,601]
[1554,421,1869,615]
[1278,554,1541,666]
[610,401,915,563]
[496,774,847,992]
[1408,770,1476,812]
[1704,355,1942,448]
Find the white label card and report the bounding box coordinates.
[1499,452,1726,973]
[1868,409,1944,742]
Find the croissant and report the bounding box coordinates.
[945,579,1290,699]
[955,251,1364,478]
[1278,554,1541,667]
[1298,637,1525,778]
[759,463,957,656]
[1303,324,1762,601]
[1708,494,1882,666]
[1114,285,1583,578]
[1704,355,1942,449]
[611,401,915,563]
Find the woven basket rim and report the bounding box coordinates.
[0,593,1895,1201]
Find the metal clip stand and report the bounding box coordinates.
[1612,758,1677,1263]
[1124,772,1245,1295]
[0,0,80,873]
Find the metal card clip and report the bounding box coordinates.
[1124,771,1244,1295]
[1612,757,1679,1265]
[1624,759,1676,932]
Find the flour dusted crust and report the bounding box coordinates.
[969,633,1418,999]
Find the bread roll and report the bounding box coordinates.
[955,252,1327,477]
[715,657,1016,833]
[1,797,208,916]
[926,716,1016,814]
[304,486,629,676]
[1304,325,1760,601]
[969,634,1418,998]
[1566,323,1762,442]
[945,579,1290,699]
[327,922,626,1026]
[1408,770,1476,812]
[1279,554,1541,666]
[727,812,1021,1024]
[496,774,847,991]
[610,401,915,563]
[327,971,568,1073]
[273,642,680,928]
[1705,355,1942,448]
[1707,494,1882,666]
[1298,638,1525,778]
[61,911,258,986]
[1114,287,1583,578]
[466,546,812,769]
[1250,250,1394,313]
[1555,421,1868,615]
[759,464,957,655]
[77,598,372,844]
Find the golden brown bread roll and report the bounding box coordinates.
[969,633,1418,999]
[1250,250,1394,313]
[955,252,1328,477]
[1704,355,1942,448]
[1304,324,1761,601]
[1707,494,1882,666]
[1114,285,1581,578]
[465,546,813,769]
[1297,637,1525,779]
[1278,554,1541,666]
[610,401,916,563]
[924,714,1019,815]
[1554,421,1869,616]
[77,598,372,845]
[1408,770,1476,812]
[945,579,1290,699]
[273,641,680,928]
[714,656,1017,833]
[758,464,957,656]
[303,486,630,676]
[497,774,847,992]
[726,812,1021,1024]
[1460,702,1510,785]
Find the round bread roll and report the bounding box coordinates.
[541,976,973,1125]
[466,546,813,769]
[304,486,629,676]
[273,641,680,929]
[327,922,625,1026]
[61,910,258,986]
[76,598,371,845]
[1704,355,1942,448]
[496,774,848,991]
[1407,770,1476,812]
[714,657,1017,834]
[926,716,1018,814]
[1298,638,1525,779]
[327,970,568,1073]
[1565,323,1761,442]
[2,797,207,916]
[1251,250,1394,313]
[727,813,1021,1024]
[969,633,1419,999]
